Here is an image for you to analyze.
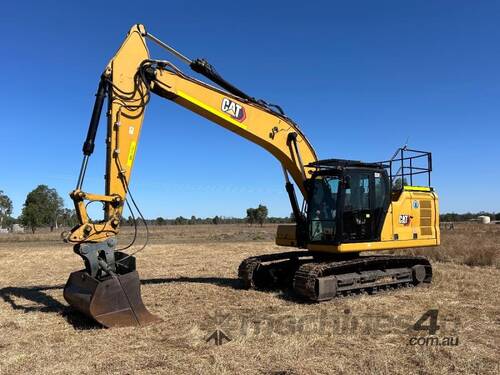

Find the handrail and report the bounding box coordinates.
[380,147,432,189]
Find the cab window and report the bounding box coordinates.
[308,176,339,242]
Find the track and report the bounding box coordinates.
[238,252,432,301]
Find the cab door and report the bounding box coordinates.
[339,169,390,243]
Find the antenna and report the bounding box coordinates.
[403,136,409,150]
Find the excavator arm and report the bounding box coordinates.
[67,24,317,244]
[63,24,318,327]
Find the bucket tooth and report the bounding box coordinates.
[64,269,161,328]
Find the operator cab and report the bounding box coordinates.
[305,159,390,244]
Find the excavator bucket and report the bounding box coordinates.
[64,269,161,328]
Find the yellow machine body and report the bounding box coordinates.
[63,24,440,327]
[67,25,440,256]
[276,187,440,253]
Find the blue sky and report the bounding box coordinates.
[1,1,499,218]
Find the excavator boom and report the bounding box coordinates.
[68,24,317,244]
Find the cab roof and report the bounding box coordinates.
[307,158,389,171]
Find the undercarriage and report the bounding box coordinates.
[238,251,432,301]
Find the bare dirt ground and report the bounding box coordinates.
[0,224,499,374]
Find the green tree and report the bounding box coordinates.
[2,216,17,229]
[255,204,268,226]
[0,190,13,227]
[246,208,256,225]
[20,185,64,233]
[0,191,13,228]
[246,204,268,226]
[212,215,221,225]
[174,216,188,225]
[58,208,78,227]
[155,217,166,225]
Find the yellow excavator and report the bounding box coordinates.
[63,25,440,327]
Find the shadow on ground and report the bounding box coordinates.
[0,276,261,329]
[0,284,100,329]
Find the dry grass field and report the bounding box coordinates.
[0,224,499,374]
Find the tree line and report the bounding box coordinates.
[145,209,288,227]
[133,205,289,227]
[5,185,493,233]
[0,186,290,233]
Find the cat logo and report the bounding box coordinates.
[399,214,411,226]
[221,98,246,122]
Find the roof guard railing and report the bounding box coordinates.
[380,146,432,189]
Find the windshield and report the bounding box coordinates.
[308,176,340,242]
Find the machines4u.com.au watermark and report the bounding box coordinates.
[201,308,460,346]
